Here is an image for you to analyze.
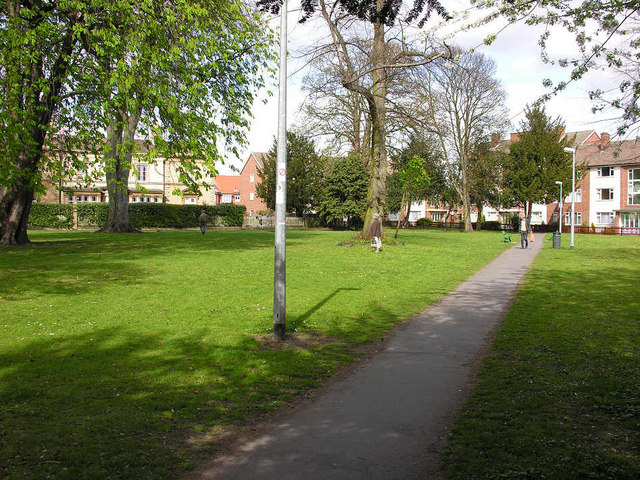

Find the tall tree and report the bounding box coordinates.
[0,1,86,244]
[256,131,325,216]
[389,155,431,238]
[467,142,508,230]
[503,105,575,219]
[257,0,451,237]
[79,0,274,232]
[317,154,369,229]
[428,48,509,232]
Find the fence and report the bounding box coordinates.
[561,225,640,236]
[244,215,314,229]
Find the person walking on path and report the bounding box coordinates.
[370,213,382,252]
[199,209,209,235]
[519,212,530,249]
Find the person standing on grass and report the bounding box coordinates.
[199,209,209,235]
[370,213,382,252]
[519,212,530,249]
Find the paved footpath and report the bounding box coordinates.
[195,238,544,480]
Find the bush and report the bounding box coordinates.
[30,202,246,229]
[28,203,73,229]
[76,203,109,227]
[415,218,433,228]
[481,221,501,231]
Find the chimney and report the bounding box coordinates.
[601,132,610,149]
[510,132,520,143]
[491,133,501,147]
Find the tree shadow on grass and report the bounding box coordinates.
[0,326,344,480]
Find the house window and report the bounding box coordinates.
[597,188,614,201]
[250,209,254,217]
[430,212,444,222]
[250,173,255,183]
[628,169,640,205]
[250,192,255,201]
[184,197,196,205]
[565,211,582,225]
[564,189,582,203]
[234,194,241,203]
[622,213,639,228]
[598,166,614,177]
[596,212,615,225]
[221,194,232,203]
[552,211,558,223]
[136,164,148,182]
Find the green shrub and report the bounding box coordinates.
[28,203,74,229]
[415,217,433,228]
[30,202,246,229]
[76,203,109,227]
[481,221,501,231]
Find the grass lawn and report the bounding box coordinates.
[444,234,640,479]
[0,228,509,480]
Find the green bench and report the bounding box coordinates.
[501,230,512,243]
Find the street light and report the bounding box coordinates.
[555,181,563,234]
[563,147,576,250]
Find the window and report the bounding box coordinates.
[136,164,148,182]
[249,209,254,217]
[596,212,615,225]
[628,169,640,205]
[184,197,196,205]
[598,166,614,177]
[250,173,255,183]
[430,212,444,222]
[92,196,98,202]
[552,211,558,223]
[565,211,582,225]
[622,213,639,228]
[597,188,614,201]
[221,194,232,203]
[250,192,255,201]
[234,194,241,203]
[564,189,582,203]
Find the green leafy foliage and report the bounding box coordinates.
[317,155,369,229]
[27,204,73,229]
[503,105,576,210]
[256,132,325,216]
[28,203,246,229]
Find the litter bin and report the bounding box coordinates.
[553,232,561,249]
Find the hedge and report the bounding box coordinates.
[28,203,74,229]
[29,202,246,229]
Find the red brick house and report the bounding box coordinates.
[214,152,267,217]
[551,134,640,232]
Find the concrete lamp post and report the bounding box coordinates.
[555,180,563,234]
[563,147,576,250]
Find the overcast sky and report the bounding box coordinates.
[217,2,623,173]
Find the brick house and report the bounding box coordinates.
[552,135,640,232]
[213,152,267,217]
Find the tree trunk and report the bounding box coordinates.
[461,156,474,233]
[476,203,483,231]
[394,191,406,239]
[0,184,34,245]
[98,118,140,234]
[361,16,388,237]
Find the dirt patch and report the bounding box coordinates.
[251,331,343,351]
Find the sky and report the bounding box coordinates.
[217,2,624,174]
